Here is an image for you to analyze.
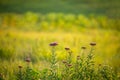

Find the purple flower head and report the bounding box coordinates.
[77,55,80,60]
[25,57,31,63]
[81,46,86,49]
[90,42,96,46]
[18,66,22,68]
[67,64,72,67]
[49,42,58,46]
[62,60,67,64]
[65,47,70,50]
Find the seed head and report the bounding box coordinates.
[65,47,70,50]
[18,65,22,68]
[90,42,96,46]
[49,42,58,46]
[25,57,31,62]
[81,46,86,49]
[62,60,67,64]
[67,64,72,67]
[77,55,80,60]
[99,64,102,66]
[68,51,72,55]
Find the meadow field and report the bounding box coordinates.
[0,13,120,80]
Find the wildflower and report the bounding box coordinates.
[90,42,96,46]
[65,47,70,50]
[25,57,31,63]
[98,64,102,66]
[68,51,72,55]
[81,46,86,49]
[18,66,22,69]
[62,60,67,64]
[67,64,72,67]
[65,47,72,55]
[49,42,58,46]
[77,55,80,60]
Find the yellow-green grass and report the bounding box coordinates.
[0,29,120,79]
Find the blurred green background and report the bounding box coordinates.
[0,0,120,79]
[0,0,120,18]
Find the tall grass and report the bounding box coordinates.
[0,13,120,31]
[0,29,120,79]
[0,13,120,79]
[13,42,119,80]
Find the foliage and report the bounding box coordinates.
[0,28,120,79]
[0,13,120,31]
[0,0,119,18]
[15,42,119,80]
[0,12,120,80]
